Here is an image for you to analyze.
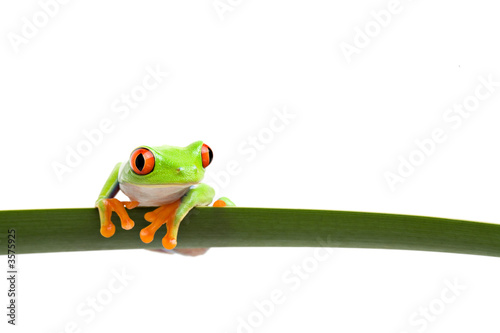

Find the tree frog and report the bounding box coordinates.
[95,141,234,252]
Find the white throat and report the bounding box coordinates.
[119,182,193,206]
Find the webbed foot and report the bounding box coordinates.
[142,196,235,252]
[140,200,182,250]
[96,198,139,238]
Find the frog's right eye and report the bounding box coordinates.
[130,148,155,175]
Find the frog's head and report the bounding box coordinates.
[119,141,213,186]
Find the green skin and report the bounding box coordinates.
[95,141,234,253]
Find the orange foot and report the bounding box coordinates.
[140,200,181,250]
[98,198,139,238]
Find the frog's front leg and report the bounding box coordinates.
[95,163,139,237]
[140,183,215,249]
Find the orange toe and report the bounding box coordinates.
[124,201,139,209]
[162,236,177,250]
[213,200,227,207]
[140,228,155,244]
[144,211,157,222]
[121,218,135,230]
[100,223,116,238]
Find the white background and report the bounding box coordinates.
[1,0,500,332]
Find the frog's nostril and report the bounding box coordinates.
[176,167,184,172]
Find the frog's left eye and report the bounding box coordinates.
[130,148,155,175]
[201,143,213,168]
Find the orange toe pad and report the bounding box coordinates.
[213,200,227,207]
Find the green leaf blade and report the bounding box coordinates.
[1,207,499,257]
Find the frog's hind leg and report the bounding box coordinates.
[213,197,235,207]
[172,197,235,256]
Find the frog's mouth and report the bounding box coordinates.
[119,182,194,206]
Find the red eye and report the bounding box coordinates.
[201,143,213,168]
[130,148,155,175]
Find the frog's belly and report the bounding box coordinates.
[119,183,191,207]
